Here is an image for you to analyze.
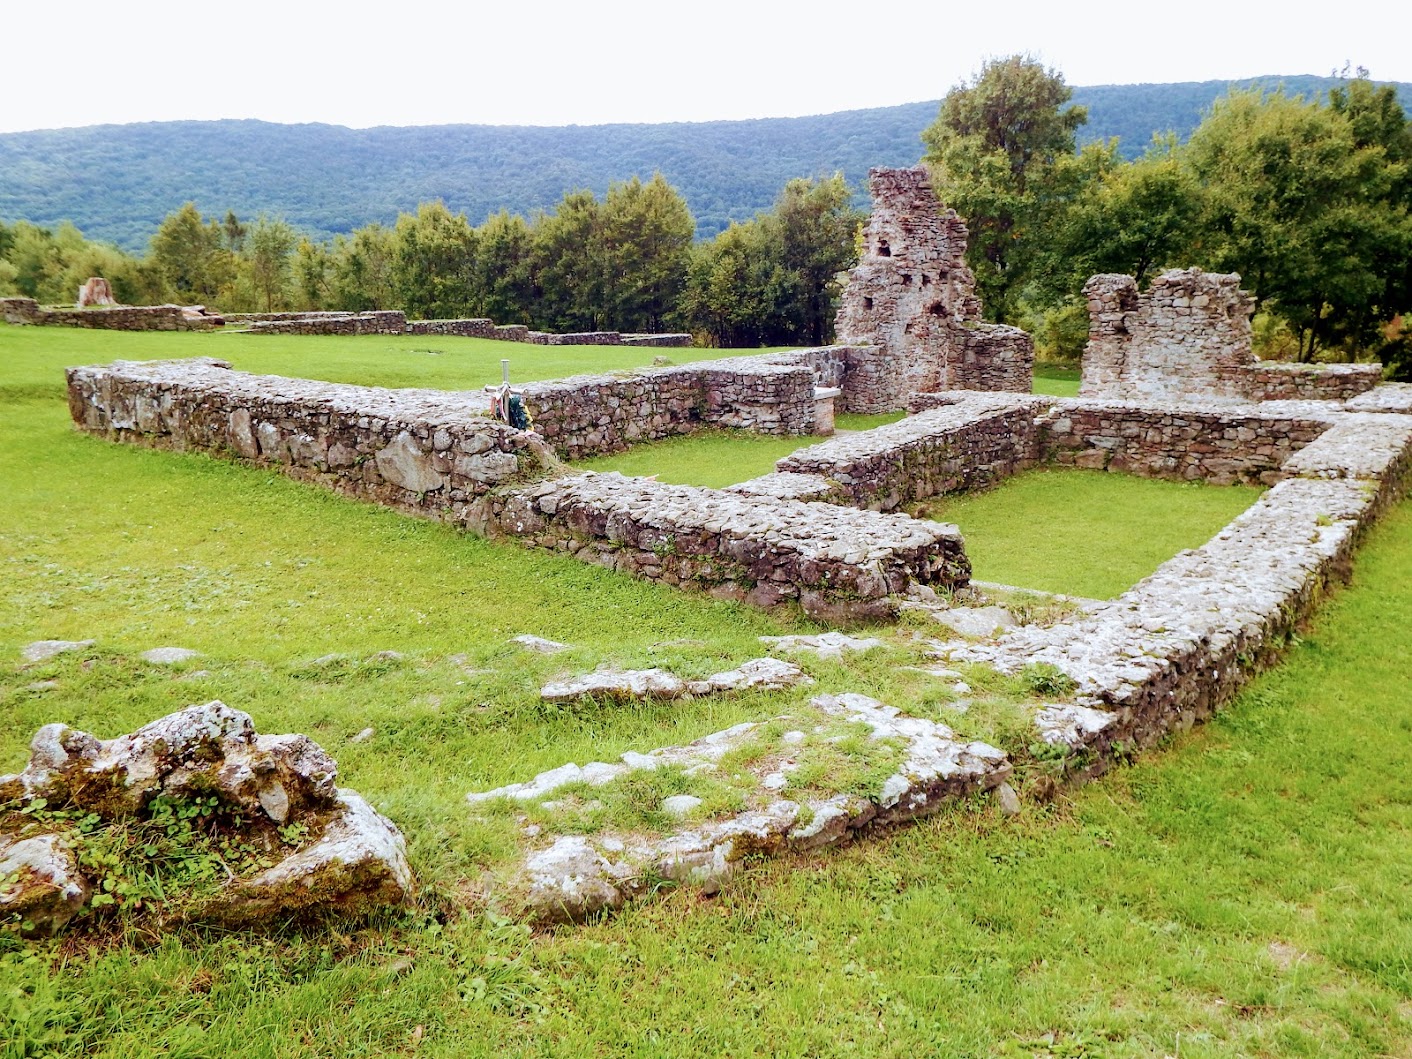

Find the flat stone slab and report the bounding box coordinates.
[540,658,811,703]
[927,605,1018,639]
[20,640,94,663]
[468,693,1010,923]
[140,647,200,664]
[759,632,885,660]
[510,634,572,654]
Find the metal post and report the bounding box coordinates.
[501,359,510,386]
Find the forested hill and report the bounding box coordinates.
[3,75,1408,252]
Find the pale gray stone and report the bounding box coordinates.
[375,431,445,493]
[20,639,93,663]
[995,782,1022,816]
[140,646,199,664]
[510,634,572,654]
[0,834,91,935]
[661,794,703,818]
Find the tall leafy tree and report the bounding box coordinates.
[1186,87,1411,360]
[468,211,535,324]
[389,202,477,319]
[594,173,695,332]
[149,203,231,304]
[531,190,602,331]
[244,215,297,312]
[922,55,1088,322]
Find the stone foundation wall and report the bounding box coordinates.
[405,318,496,337]
[948,410,1412,753]
[517,356,820,459]
[2,298,220,331]
[66,359,972,622]
[65,359,558,527]
[1038,399,1331,485]
[246,311,408,336]
[1230,362,1384,401]
[491,472,969,622]
[778,394,1048,510]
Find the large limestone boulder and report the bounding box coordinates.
[0,703,411,936]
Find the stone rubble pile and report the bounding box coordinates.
[467,692,1009,923]
[1,703,411,935]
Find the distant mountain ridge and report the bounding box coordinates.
[2,75,1407,252]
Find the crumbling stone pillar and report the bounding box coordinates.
[834,166,1033,405]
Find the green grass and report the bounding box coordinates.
[918,468,1264,599]
[3,322,1412,1056]
[574,429,827,487]
[1033,362,1081,398]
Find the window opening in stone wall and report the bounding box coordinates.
[863,297,874,310]
[877,240,891,257]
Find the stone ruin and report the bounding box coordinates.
[1080,268,1383,402]
[834,166,1034,394]
[1,701,411,935]
[77,276,116,308]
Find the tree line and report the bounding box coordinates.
[2,61,1407,372]
[925,57,1412,373]
[0,172,860,347]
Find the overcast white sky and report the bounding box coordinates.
[1,0,1405,133]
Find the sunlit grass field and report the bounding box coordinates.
[2,322,1410,1057]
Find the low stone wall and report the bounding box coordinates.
[491,472,969,622]
[1037,398,1332,485]
[66,359,969,622]
[1229,362,1384,401]
[778,394,1047,510]
[65,359,558,527]
[406,318,497,337]
[519,356,818,460]
[2,297,221,331]
[622,333,693,347]
[246,311,407,336]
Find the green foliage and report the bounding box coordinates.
[680,174,862,347]
[923,55,1088,322]
[148,203,232,304]
[1186,87,1412,361]
[390,201,478,320]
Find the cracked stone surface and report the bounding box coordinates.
[927,605,1018,639]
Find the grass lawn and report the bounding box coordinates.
[1033,362,1081,398]
[3,323,1411,1057]
[919,469,1263,599]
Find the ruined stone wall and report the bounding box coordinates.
[67,359,972,623]
[405,318,498,337]
[246,311,408,336]
[2,298,219,331]
[1038,399,1331,485]
[519,357,818,459]
[832,166,1034,401]
[949,409,1412,753]
[1080,269,1382,402]
[491,472,969,622]
[777,394,1049,511]
[65,359,558,527]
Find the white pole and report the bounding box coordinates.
[501,359,510,386]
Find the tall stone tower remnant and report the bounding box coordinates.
[834,166,1034,394]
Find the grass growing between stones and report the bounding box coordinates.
[4,324,1412,1056]
[919,468,1265,599]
